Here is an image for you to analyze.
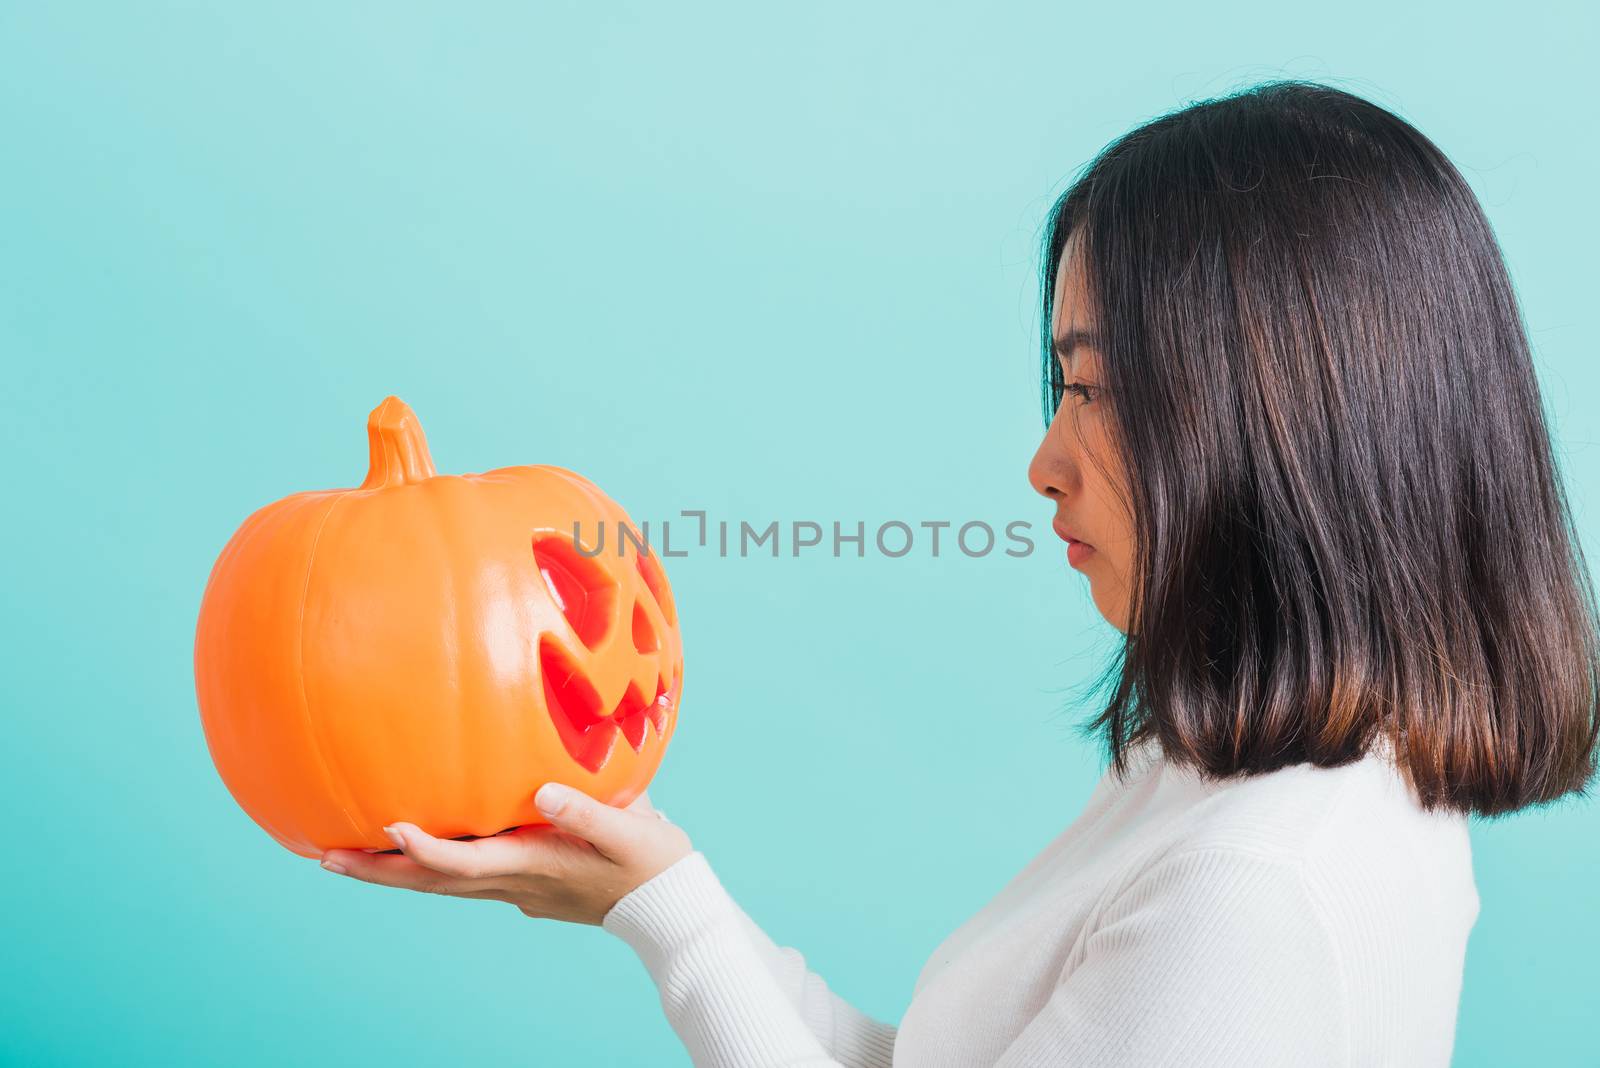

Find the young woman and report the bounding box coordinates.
[318,80,1600,1066]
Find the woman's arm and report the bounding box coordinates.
[603,850,897,1068]
[734,903,900,1062]
[319,784,892,1068]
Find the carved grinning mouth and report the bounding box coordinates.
[539,640,674,773]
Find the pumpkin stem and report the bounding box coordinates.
[360,396,438,489]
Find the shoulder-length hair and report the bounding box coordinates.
[1041,79,1599,817]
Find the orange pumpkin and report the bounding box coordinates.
[193,396,683,859]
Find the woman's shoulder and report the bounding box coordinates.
[1151,738,1478,919]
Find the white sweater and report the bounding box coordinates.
[602,734,1480,1066]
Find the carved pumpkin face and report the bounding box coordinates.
[193,397,683,859]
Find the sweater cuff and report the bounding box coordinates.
[602,851,741,980]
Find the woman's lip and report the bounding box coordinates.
[1051,521,1093,548]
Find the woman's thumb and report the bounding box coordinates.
[535,781,640,858]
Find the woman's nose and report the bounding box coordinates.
[1029,401,1079,500]
[1028,435,1063,501]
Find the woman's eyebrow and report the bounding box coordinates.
[1052,329,1101,365]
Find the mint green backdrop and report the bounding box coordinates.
[3,4,1594,1065]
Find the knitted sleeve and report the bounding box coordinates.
[602,850,898,1068]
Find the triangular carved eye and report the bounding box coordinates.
[533,534,618,649]
[635,546,676,626]
[632,599,660,654]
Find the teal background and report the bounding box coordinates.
[3,3,1595,1065]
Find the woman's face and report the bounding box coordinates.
[1027,231,1135,633]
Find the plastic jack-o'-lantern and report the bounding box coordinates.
[194,396,683,859]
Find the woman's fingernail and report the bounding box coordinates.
[383,825,406,849]
[536,782,572,815]
[321,859,348,875]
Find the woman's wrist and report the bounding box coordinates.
[602,850,743,977]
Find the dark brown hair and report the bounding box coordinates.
[1040,79,1599,817]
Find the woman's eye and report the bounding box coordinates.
[1064,382,1099,405]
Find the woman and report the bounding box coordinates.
[318,80,1600,1066]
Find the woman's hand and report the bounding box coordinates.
[317,784,694,926]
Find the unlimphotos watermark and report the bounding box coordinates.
[567,510,1040,560]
